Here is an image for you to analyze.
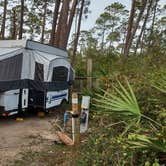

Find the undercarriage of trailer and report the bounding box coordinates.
[0,88,69,116]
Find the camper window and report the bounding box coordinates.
[52,66,68,82]
[0,53,23,81]
[34,62,44,82]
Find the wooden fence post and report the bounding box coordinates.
[87,58,92,90]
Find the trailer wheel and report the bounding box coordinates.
[60,99,67,106]
[60,99,69,111]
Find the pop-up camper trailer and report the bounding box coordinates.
[0,40,74,116]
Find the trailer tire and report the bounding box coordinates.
[60,99,69,111]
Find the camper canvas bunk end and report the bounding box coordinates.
[0,40,74,116]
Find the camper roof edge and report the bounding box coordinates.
[0,40,68,57]
[0,40,26,48]
[26,40,68,57]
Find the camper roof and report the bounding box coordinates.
[0,40,26,48]
[0,40,68,57]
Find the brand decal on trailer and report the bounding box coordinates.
[47,93,67,103]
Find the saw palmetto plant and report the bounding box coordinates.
[94,78,165,156]
[127,134,166,153]
[94,79,161,127]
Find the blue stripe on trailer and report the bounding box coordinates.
[52,93,67,99]
[46,93,67,102]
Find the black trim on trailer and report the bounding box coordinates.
[18,89,22,113]
[0,79,70,92]
[44,81,69,91]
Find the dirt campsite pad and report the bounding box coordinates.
[0,113,61,166]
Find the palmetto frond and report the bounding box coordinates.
[94,79,141,121]
[94,79,162,127]
[128,134,166,153]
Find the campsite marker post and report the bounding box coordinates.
[71,93,80,144]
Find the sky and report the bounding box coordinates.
[80,0,166,31]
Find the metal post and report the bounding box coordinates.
[71,92,80,144]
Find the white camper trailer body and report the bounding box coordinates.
[0,40,74,116]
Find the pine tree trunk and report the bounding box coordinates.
[151,0,158,34]
[49,0,61,46]
[148,0,158,47]
[64,0,78,48]
[123,0,136,56]
[127,0,147,54]
[18,0,24,39]
[54,0,69,49]
[41,1,47,43]
[140,31,146,54]
[135,0,153,54]
[121,36,126,54]
[11,8,17,39]
[72,0,85,66]
[101,27,106,51]
[1,0,7,39]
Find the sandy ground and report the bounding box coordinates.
[0,113,60,166]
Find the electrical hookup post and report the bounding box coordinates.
[71,93,80,145]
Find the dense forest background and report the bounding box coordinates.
[0,0,165,60]
[0,0,166,165]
